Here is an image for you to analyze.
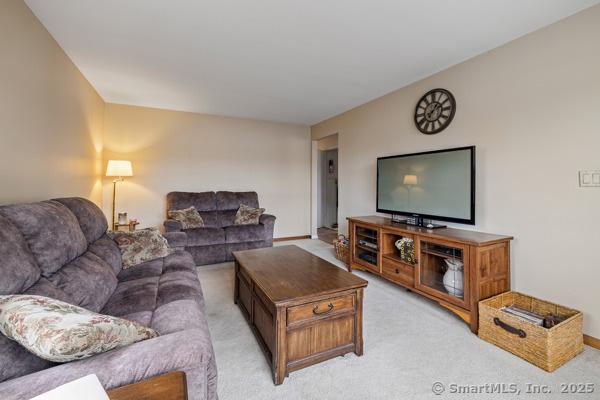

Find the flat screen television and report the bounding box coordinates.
[376,146,475,225]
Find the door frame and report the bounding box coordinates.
[311,133,338,239]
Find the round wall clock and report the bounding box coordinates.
[414,88,456,134]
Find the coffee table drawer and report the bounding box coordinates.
[287,295,354,326]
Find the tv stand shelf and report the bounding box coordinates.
[347,216,513,333]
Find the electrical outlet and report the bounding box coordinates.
[579,171,600,187]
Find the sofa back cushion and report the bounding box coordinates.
[216,191,259,228]
[48,251,118,312]
[88,235,123,275]
[23,278,76,304]
[216,191,259,210]
[53,197,108,244]
[167,191,217,227]
[0,201,87,278]
[0,215,40,295]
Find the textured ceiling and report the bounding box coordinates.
[26,0,600,124]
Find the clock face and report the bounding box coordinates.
[414,89,456,134]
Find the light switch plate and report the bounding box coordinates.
[579,171,600,187]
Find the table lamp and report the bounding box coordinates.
[106,160,133,229]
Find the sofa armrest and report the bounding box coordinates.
[163,231,188,250]
[259,213,276,246]
[0,329,217,400]
[164,219,184,232]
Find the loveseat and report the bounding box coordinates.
[0,197,217,400]
[164,191,275,265]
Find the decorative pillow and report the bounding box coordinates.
[108,228,174,269]
[234,204,265,225]
[167,207,204,229]
[0,295,159,363]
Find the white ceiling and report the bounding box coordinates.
[26,0,599,125]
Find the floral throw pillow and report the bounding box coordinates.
[234,204,265,225]
[0,295,159,363]
[108,227,174,269]
[167,206,204,229]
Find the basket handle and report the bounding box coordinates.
[494,317,527,338]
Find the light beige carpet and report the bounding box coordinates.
[197,240,600,400]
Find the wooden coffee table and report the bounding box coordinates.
[233,245,368,385]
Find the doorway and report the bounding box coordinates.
[316,134,338,244]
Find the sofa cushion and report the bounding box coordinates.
[151,300,206,335]
[101,276,160,317]
[163,231,187,250]
[88,235,123,276]
[186,244,226,265]
[225,224,265,244]
[117,257,164,283]
[0,334,54,383]
[216,209,237,228]
[53,197,108,244]
[104,251,204,334]
[185,227,225,246]
[216,191,259,210]
[48,251,118,312]
[120,311,153,327]
[197,211,218,228]
[162,250,196,272]
[157,252,202,309]
[0,295,159,363]
[0,215,40,295]
[0,201,87,277]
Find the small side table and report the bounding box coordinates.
[107,371,187,400]
[113,221,140,232]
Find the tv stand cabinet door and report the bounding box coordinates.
[414,237,471,310]
[350,222,380,274]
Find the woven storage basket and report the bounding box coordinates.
[479,291,583,372]
[333,234,350,265]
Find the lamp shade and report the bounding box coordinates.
[403,174,418,185]
[106,160,133,177]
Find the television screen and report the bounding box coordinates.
[376,146,475,224]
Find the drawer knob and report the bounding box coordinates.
[313,303,334,315]
[395,268,399,274]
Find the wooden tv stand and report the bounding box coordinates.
[347,216,513,333]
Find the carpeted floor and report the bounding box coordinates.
[197,240,600,400]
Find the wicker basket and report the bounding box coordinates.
[333,234,350,265]
[479,291,583,372]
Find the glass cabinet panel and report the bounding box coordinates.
[418,241,465,300]
[354,225,379,269]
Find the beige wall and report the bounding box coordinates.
[102,103,311,237]
[317,133,338,151]
[0,0,104,205]
[312,6,600,337]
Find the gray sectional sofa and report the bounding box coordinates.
[0,197,217,400]
[164,191,275,265]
